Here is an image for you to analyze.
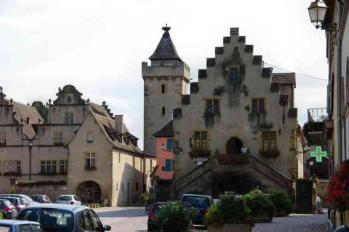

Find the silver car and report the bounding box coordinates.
[56,195,81,205]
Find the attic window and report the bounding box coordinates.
[230,67,240,81]
[124,136,130,145]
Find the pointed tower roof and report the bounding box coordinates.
[149,25,181,61]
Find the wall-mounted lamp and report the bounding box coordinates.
[308,0,328,29]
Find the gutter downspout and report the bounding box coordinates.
[337,0,343,165]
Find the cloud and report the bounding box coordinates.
[0,0,328,149]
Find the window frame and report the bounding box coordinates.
[64,112,74,124]
[193,130,208,151]
[85,152,96,168]
[205,98,220,114]
[251,98,266,113]
[262,131,277,151]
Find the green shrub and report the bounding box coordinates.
[154,201,198,232]
[269,190,292,216]
[244,193,275,218]
[204,194,253,227]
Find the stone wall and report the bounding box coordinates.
[15,184,68,202]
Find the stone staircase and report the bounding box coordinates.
[173,154,291,197]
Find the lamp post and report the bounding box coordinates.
[29,141,33,181]
[308,0,328,29]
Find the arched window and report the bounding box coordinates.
[161,84,165,93]
[162,107,165,116]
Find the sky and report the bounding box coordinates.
[0,0,328,149]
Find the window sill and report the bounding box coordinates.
[85,166,96,171]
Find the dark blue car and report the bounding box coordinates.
[181,194,212,226]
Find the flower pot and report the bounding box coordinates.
[208,224,252,232]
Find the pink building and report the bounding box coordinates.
[153,121,174,180]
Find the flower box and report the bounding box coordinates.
[208,224,252,232]
[189,149,211,158]
[259,149,280,158]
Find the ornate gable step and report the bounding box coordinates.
[198,69,207,79]
[238,36,246,43]
[206,58,216,67]
[252,55,263,65]
[190,82,199,93]
[215,47,224,55]
[262,67,273,78]
[245,45,254,53]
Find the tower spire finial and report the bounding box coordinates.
[162,24,171,32]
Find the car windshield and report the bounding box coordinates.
[182,196,211,208]
[58,196,72,201]
[18,208,74,232]
[0,226,10,232]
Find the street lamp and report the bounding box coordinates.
[308,0,328,29]
[29,141,33,181]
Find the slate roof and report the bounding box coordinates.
[91,112,144,155]
[12,101,43,139]
[149,26,181,61]
[153,120,173,137]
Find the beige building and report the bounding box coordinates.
[0,85,155,206]
[144,27,299,197]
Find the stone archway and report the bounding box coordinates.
[76,181,101,204]
[226,137,243,155]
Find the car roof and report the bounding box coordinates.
[182,194,212,198]
[57,195,75,197]
[0,219,40,226]
[23,203,88,212]
[0,197,20,199]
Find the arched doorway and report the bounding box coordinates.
[76,181,101,204]
[226,137,243,155]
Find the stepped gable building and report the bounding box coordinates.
[144,27,299,197]
[0,85,155,206]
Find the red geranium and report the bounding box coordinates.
[328,160,349,211]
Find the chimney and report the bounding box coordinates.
[115,115,124,134]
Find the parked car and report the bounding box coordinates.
[31,195,51,204]
[181,194,213,226]
[56,195,81,205]
[147,202,167,231]
[0,219,44,232]
[0,194,35,206]
[0,200,17,219]
[0,197,26,213]
[17,204,111,232]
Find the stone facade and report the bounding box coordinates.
[142,26,190,157]
[0,85,155,206]
[144,27,299,196]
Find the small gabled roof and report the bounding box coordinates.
[149,26,181,61]
[153,120,173,138]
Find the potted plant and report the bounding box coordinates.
[244,190,275,222]
[269,190,292,217]
[204,194,253,232]
[154,201,198,232]
[328,160,349,225]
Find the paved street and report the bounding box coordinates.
[96,207,328,232]
[96,207,148,232]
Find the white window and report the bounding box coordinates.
[86,153,96,167]
[4,160,21,174]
